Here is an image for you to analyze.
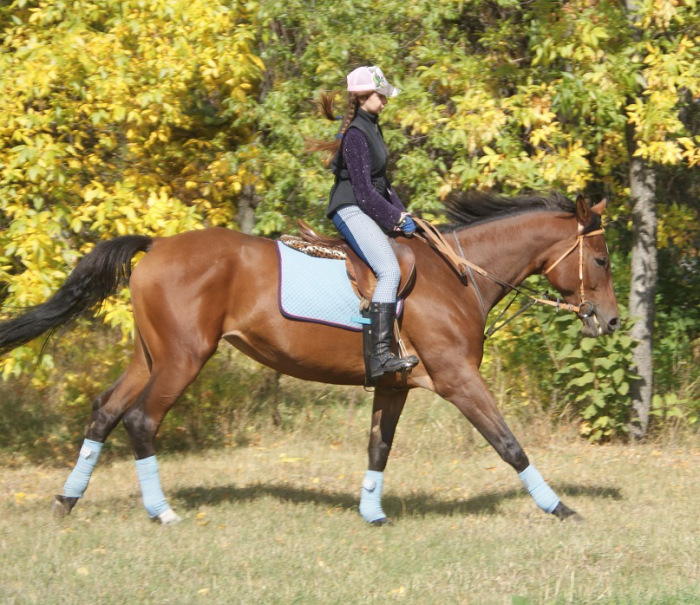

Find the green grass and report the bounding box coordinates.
[1,394,699,604]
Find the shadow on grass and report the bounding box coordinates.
[557,483,624,500]
[172,481,623,519]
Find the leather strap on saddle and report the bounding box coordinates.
[412,216,470,280]
[296,220,416,302]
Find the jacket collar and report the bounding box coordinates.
[356,107,379,125]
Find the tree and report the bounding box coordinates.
[390,0,698,437]
[0,0,264,377]
[622,0,698,438]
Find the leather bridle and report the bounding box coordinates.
[412,217,606,336]
[541,228,605,318]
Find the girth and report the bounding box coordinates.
[292,220,416,302]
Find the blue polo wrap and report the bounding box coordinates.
[519,464,560,513]
[359,470,386,523]
[135,455,171,518]
[63,439,103,498]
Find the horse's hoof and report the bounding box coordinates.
[552,501,583,522]
[369,517,393,527]
[153,509,182,525]
[52,495,78,518]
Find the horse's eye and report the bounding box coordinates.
[595,257,607,268]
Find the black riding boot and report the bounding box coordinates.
[369,302,419,379]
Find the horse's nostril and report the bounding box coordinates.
[609,317,620,329]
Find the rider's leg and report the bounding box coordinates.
[332,206,418,377]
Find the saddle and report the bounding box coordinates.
[287,220,416,302]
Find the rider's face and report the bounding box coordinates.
[359,92,388,115]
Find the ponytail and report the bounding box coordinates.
[306,91,365,165]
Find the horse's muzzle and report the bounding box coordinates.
[580,305,619,337]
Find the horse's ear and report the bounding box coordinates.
[575,195,591,226]
[590,198,607,216]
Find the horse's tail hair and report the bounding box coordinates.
[0,235,153,356]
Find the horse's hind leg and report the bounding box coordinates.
[120,348,216,524]
[53,336,151,518]
[359,387,408,525]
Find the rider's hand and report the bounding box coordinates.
[396,213,416,238]
[401,216,416,237]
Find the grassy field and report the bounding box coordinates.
[1,393,698,604]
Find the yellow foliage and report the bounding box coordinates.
[640,0,683,28]
[451,92,508,154]
[0,0,263,374]
[657,203,700,250]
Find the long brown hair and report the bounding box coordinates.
[306,91,370,165]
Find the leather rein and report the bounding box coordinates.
[412,217,604,338]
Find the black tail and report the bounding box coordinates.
[0,235,153,355]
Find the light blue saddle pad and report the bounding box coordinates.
[276,241,365,332]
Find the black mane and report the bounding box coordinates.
[441,191,576,231]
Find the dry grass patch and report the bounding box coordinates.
[2,405,699,605]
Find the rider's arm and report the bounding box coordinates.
[343,128,404,231]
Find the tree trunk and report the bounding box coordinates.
[237,184,257,235]
[623,0,659,440]
[627,155,657,439]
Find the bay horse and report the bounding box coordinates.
[0,192,619,525]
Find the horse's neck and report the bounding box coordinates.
[455,212,575,306]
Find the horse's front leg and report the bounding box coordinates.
[359,386,409,525]
[438,368,580,521]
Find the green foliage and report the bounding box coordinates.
[651,391,698,430]
[554,315,639,442]
[0,327,130,463]
[652,307,700,430]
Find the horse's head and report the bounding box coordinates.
[543,196,620,337]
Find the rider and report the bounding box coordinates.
[311,66,418,379]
